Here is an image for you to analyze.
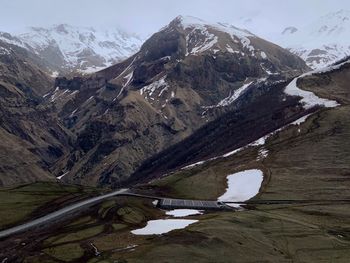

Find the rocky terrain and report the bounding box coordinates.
[0,40,72,186]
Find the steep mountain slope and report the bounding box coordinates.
[277,10,350,69]
[0,40,53,96]
[0,24,143,75]
[47,16,308,186]
[0,41,72,186]
[130,59,347,183]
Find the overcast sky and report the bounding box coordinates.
[1,0,349,40]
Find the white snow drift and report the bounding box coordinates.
[165,209,203,217]
[218,169,264,207]
[131,219,198,235]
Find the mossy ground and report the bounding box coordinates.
[0,182,97,230]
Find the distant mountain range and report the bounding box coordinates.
[237,9,350,69]
[277,9,350,69]
[0,24,143,75]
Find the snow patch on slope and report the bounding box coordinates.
[140,76,169,97]
[131,219,198,235]
[218,169,263,207]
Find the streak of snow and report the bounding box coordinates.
[69,108,78,117]
[50,88,69,102]
[42,92,51,98]
[123,71,133,87]
[140,76,169,97]
[183,111,318,169]
[257,148,269,160]
[188,29,218,55]
[87,96,94,101]
[226,46,240,54]
[216,81,253,107]
[202,81,253,109]
[90,243,100,256]
[57,171,68,180]
[158,86,168,97]
[116,71,133,98]
[115,56,137,80]
[291,113,312,125]
[182,161,205,169]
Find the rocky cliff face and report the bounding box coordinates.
[44,16,309,186]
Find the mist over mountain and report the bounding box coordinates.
[238,9,350,69]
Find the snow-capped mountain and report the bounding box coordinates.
[277,10,350,69]
[0,24,143,75]
[44,15,307,185]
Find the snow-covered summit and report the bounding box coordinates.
[174,15,254,38]
[167,15,258,57]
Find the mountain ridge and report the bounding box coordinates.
[0,24,143,75]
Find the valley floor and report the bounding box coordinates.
[1,67,350,262]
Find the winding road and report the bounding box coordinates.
[0,188,129,239]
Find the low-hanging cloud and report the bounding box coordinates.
[1,0,349,40]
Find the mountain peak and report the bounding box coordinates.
[281,26,298,35]
[53,24,70,34]
[172,15,208,28]
[170,15,254,37]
